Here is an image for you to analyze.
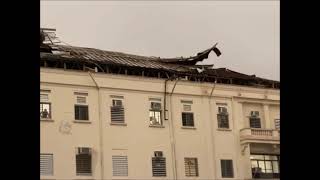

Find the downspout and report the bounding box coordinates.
[88,71,104,180]
[208,79,217,179]
[168,78,180,180]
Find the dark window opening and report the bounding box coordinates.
[75,105,89,120]
[182,112,194,127]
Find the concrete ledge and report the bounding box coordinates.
[181,126,196,130]
[149,125,165,128]
[110,122,127,126]
[73,120,92,124]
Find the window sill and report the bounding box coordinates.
[73,120,91,124]
[40,118,54,122]
[149,125,165,128]
[217,128,232,132]
[110,122,127,126]
[181,126,196,130]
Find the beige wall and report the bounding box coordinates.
[40,68,280,180]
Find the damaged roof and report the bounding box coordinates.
[40,29,279,89]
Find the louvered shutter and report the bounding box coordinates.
[112,156,128,176]
[152,157,166,176]
[40,154,53,175]
[111,100,125,123]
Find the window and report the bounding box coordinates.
[76,147,92,176]
[250,111,261,128]
[182,112,194,127]
[149,100,162,126]
[217,106,229,128]
[184,158,199,177]
[40,94,51,119]
[152,151,166,177]
[111,99,125,123]
[221,160,234,178]
[75,105,89,120]
[74,95,89,121]
[250,154,280,179]
[40,154,53,176]
[112,155,128,176]
[275,119,280,130]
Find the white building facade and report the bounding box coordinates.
[40,67,279,180]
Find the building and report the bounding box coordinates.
[40,29,280,180]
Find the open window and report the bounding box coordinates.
[40,94,51,119]
[149,99,162,126]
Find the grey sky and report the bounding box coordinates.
[41,1,279,81]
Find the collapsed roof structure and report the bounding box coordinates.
[40,28,279,89]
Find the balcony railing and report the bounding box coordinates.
[240,128,280,143]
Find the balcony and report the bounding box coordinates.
[240,128,280,144]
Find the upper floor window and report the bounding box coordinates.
[40,94,51,119]
[110,96,125,124]
[40,153,53,176]
[149,98,162,126]
[74,95,89,121]
[181,100,194,127]
[184,157,199,177]
[221,159,234,178]
[76,147,92,176]
[152,151,166,177]
[249,111,261,128]
[217,106,229,129]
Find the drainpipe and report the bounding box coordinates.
[208,80,217,179]
[88,71,104,180]
[166,78,180,180]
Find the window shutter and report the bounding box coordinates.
[111,100,125,123]
[221,160,234,178]
[112,156,128,176]
[152,157,166,177]
[40,94,49,102]
[40,154,53,176]
[184,158,199,177]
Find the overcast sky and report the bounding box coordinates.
[41,1,279,81]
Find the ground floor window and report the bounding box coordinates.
[250,154,280,178]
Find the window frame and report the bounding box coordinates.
[151,151,166,177]
[220,159,234,178]
[110,98,125,124]
[74,104,89,121]
[182,112,195,127]
[250,154,280,179]
[75,147,92,176]
[217,106,229,129]
[184,157,199,177]
[40,102,52,120]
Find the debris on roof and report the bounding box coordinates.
[40,28,279,89]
